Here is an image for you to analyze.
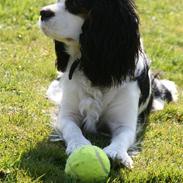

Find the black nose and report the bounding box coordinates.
[40,9,55,21]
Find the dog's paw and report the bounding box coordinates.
[103,145,133,169]
[66,139,91,155]
[49,134,63,142]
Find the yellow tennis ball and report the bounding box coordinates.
[65,145,110,182]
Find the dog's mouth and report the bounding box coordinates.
[39,20,78,45]
[39,17,56,36]
[39,18,50,36]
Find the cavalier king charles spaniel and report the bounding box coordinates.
[39,0,177,168]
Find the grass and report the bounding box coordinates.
[0,0,183,182]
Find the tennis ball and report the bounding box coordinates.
[65,145,110,182]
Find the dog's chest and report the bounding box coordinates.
[66,71,120,131]
[78,82,104,124]
[73,74,113,126]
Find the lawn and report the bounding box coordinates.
[0,0,183,182]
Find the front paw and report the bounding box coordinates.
[66,139,91,155]
[103,146,133,169]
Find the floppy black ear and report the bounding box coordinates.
[79,0,140,87]
[54,40,70,72]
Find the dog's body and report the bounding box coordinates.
[40,0,177,168]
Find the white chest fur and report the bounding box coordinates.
[63,72,107,132]
[59,71,139,133]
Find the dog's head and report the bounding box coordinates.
[40,0,140,87]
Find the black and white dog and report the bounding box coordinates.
[39,0,177,168]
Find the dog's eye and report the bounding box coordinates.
[65,0,92,15]
[65,0,81,14]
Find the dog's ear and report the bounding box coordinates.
[54,40,70,72]
[79,0,140,87]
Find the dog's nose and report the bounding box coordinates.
[40,9,55,21]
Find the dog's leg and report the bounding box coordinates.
[51,77,92,154]
[103,126,136,168]
[57,117,91,154]
[55,115,91,154]
[103,82,140,168]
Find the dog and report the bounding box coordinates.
[39,0,177,168]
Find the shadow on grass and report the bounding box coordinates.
[19,133,118,183]
[19,138,67,182]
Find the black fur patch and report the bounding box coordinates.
[136,65,152,141]
[78,0,140,87]
[137,64,151,107]
[54,40,70,72]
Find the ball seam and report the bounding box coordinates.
[94,148,109,175]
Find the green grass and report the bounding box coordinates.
[0,0,183,182]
